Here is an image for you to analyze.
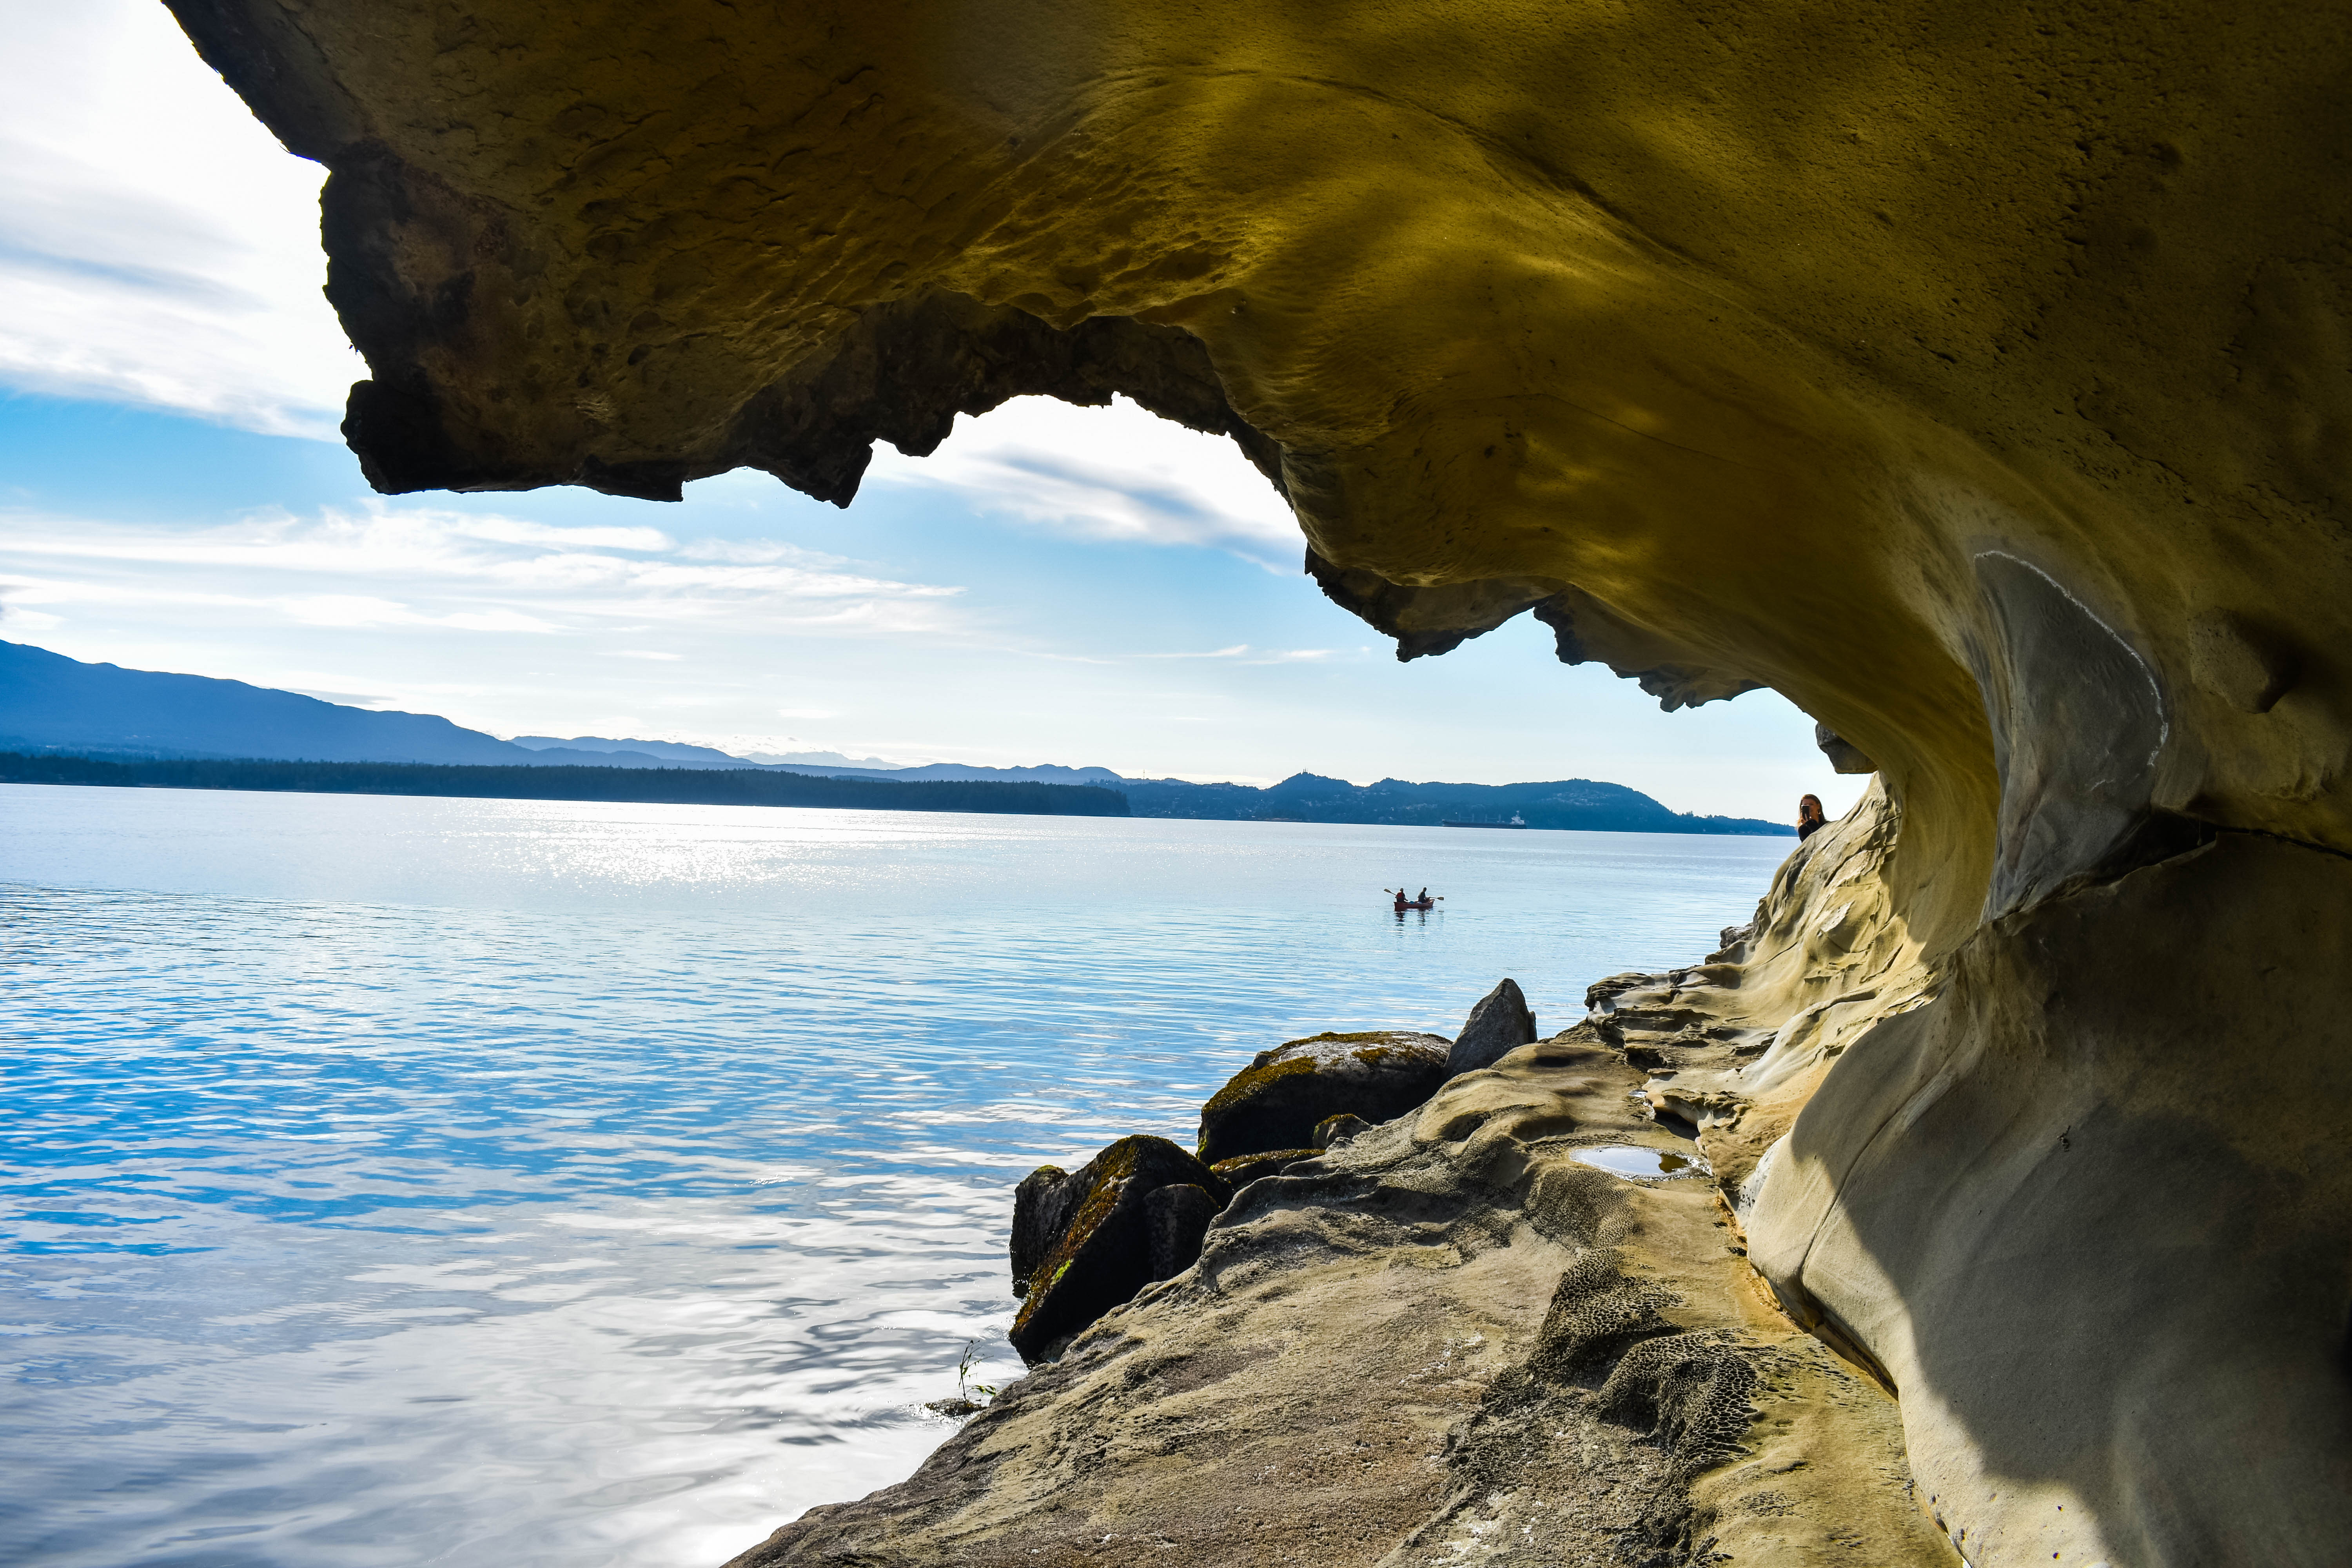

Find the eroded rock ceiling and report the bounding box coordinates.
[164,2,2352,1562]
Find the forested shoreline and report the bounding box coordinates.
[0,753,1132,818]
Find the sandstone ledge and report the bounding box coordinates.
[727,1034,1954,1568]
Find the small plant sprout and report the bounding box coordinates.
[925,1339,998,1419]
[957,1340,998,1403]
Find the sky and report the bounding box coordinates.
[0,1,1863,820]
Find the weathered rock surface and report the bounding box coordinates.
[163,3,2352,1557]
[160,0,2352,860]
[1139,1183,1216,1284]
[1446,977,1539,1076]
[1598,780,1933,1206]
[1594,783,2352,1562]
[1007,1136,1225,1363]
[1750,825,2352,1565]
[1206,1147,1323,1187]
[726,1039,1956,1568]
[1007,1163,1076,1298]
[1195,1031,1451,1165]
[1311,1112,1372,1148]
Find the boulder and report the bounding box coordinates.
[1007,1135,1227,1363]
[1195,1031,1451,1165]
[1207,1148,1323,1187]
[1142,1184,1218,1283]
[1313,1113,1373,1148]
[1009,1163,1077,1298]
[1446,979,1539,1076]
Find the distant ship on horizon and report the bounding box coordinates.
[1442,812,1528,829]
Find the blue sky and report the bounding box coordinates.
[0,1,1860,820]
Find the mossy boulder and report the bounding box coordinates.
[1009,1163,1077,1298]
[1209,1148,1325,1187]
[1313,1112,1374,1148]
[1195,1031,1452,1165]
[1142,1184,1218,1285]
[1008,1135,1228,1363]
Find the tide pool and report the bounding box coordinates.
[0,784,1788,1566]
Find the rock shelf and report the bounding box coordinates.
[729,959,1955,1563]
[727,796,1969,1564]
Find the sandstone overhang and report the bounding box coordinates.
[160,3,2352,1561]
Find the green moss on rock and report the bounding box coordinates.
[1195,1031,1451,1165]
[1208,1147,1325,1185]
[1008,1134,1227,1363]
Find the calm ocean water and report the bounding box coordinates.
[0,783,1789,1567]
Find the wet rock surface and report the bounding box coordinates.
[1195,1031,1450,1165]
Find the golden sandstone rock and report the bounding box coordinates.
[163,1,2352,1561]
[738,1038,1957,1566]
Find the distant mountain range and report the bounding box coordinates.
[1115,772,1784,834]
[0,639,1790,835]
[508,734,762,767]
[0,641,711,770]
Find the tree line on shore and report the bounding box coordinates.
[0,753,1132,818]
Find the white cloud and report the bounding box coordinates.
[279,594,423,629]
[0,5,1314,595]
[445,610,566,634]
[0,501,966,641]
[462,518,672,552]
[1140,643,1333,664]
[0,1,360,434]
[677,539,848,567]
[0,5,1316,607]
[867,396,1302,568]
[288,688,390,707]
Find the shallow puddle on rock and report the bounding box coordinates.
[1572,1145,1710,1179]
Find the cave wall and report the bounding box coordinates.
[161,2,2352,1561]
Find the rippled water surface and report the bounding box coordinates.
[0,784,1789,1566]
